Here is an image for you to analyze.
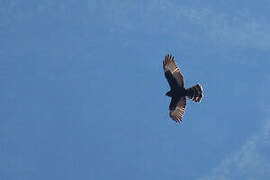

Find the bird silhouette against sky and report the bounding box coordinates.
[163,54,203,123]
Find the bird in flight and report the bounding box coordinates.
[163,54,203,123]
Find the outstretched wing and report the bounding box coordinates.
[169,97,186,122]
[163,54,184,88]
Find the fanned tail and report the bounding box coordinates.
[186,84,203,102]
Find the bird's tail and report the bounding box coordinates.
[186,84,203,102]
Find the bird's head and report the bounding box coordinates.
[166,90,173,97]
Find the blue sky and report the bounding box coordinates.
[1,0,270,179]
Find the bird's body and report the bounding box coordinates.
[166,88,185,98]
[163,54,203,123]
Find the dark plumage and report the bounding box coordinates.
[163,54,203,123]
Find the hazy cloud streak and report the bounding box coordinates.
[198,118,270,180]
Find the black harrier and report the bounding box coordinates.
[163,54,203,123]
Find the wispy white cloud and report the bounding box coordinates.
[5,1,269,49]
[96,0,270,50]
[198,118,270,180]
[2,1,270,49]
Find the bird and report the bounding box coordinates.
[163,54,203,123]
